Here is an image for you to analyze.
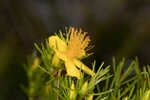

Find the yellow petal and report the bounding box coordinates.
[52,54,60,66]
[65,59,81,79]
[73,59,95,76]
[55,49,67,61]
[66,27,91,59]
[49,36,67,52]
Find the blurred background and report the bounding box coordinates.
[0,0,150,99]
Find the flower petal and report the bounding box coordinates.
[73,59,95,76]
[65,59,81,79]
[55,49,67,61]
[49,36,67,52]
[52,54,60,66]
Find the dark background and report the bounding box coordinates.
[0,0,150,99]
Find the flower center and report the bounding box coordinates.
[66,27,90,59]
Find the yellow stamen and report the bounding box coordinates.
[66,27,90,59]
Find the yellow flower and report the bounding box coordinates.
[49,27,95,79]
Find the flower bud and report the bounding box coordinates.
[70,82,76,100]
[31,57,40,70]
[143,90,150,100]
[80,81,88,95]
[87,94,93,100]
